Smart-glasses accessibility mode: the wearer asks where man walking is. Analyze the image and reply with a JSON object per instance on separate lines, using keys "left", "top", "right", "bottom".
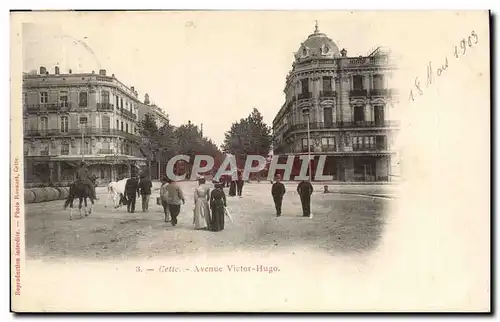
{"left": 138, "top": 173, "right": 153, "bottom": 212}
{"left": 160, "top": 176, "right": 171, "bottom": 222}
{"left": 236, "top": 169, "right": 244, "bottom": 197}
{"left": 165, "top": 179, "right": 185, "bottom": 226}
{"left": 271, "top": 175, "right": 286, "bottom": 217}
{"left": 297, "top": 180, "right": 314, "bottom": 218}
{"left": 125, "top": 175, "right": 140, "bottom": 213}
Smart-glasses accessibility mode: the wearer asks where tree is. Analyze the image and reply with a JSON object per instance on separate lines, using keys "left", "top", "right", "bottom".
{"left": 221, "top": 108, "right": 272, "bottom": 166}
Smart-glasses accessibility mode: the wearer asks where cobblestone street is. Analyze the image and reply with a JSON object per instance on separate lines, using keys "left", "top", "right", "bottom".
{"left": 25, "top": 182, "right": 392, "bottom": 261}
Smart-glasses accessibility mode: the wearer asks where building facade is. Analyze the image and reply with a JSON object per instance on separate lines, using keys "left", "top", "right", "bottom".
{"left": 272, "top": 24, "right": 400, "bottom": 182}
{"left": 23, "top": 66, "right": 147, "bottom": 187}
{"left": 137, "top": 94, "right": 170, "bottom": 128}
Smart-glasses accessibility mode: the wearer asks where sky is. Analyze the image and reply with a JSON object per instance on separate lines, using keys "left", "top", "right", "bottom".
{"left": 20, "top": 11, "right": 486, "bottom": 147}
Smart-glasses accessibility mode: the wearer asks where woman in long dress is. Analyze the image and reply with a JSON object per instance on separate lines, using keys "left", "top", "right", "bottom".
{"left": 228, "top": 180, "right": 236, "bottom": 196}
{"left": 210, "top": 183, "right": 227, "bottom": 232}
{"left": 193, "top": 177, "right": 211, "bottom": 230}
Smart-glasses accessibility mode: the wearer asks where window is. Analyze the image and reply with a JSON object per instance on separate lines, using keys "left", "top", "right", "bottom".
{"left": 353, "top": 106, "right": 364, "bottom": 123}
{"left": 352, "top": 136, "right": 376, "bottom": 150}
{"left": 23, "top": 92, "right": 27, "bottom": 105}
{"left": 322, "top": 76, "right": 332, "bottom": 92}
{"left": 40, "top": 144, "right": 49, "bottom": 156}
{"left": 373, "top": 74, "right": 385, "bottom": 90}
{"left": 60, "top": 116, "right": 69, "bottom": 133}
{"left": 116, "top": 96, "right": 119, "bottom": 109}
{"left": 101, "top": 91, "right": 110, "bottom": 104}
{"left": 40, "top": 92, "right": 48, "bottom": 104}
{"left": 323, "top": 107, "right": 333, "bottom": 126}
{"left": 321, "top": 137, "right": 335, "bottom": 147}
{"left": 125, "top": 101, "right": 128, "bottom": 110}
{"left": 59, "top": 91, "right": 68, "bottom": 107}
{"left": 24, "top": 143, "right": 29, "bottom": 156}
{"left": 301, "top": 79, "right": 309, "bottom": 94}
{"left": 116, "top": 120, "right": 119, "bottom": 129}
{"left": 352, "top": 75, "right": 364, "bottom": 90}
{"left": 121, "top": 121, "right": 124, "bottom": 131}
{"left": 100, "top": 168, "right": 105, "bottom": 179}
{"left": 120, "top": 98, "right": 123, "bottom": 109}
{"left": 39, "top": 117, "right": 48, "bottom": 132}
{"left": 79, "top": 92, "right": 88, "bottom": 107}
{"left": 79, "top": 116, "right": 88, "bottom": 125}
{"left": 301, "top": 138, "right": 312, "bottom": 152}
{"left": 61, "top": 143, "right": 69, "bottom": 155}
{"left": 126, "top": 123, "right": 129, "bottom": 133}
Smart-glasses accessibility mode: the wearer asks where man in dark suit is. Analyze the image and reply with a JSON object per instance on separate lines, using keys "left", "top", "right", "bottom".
{"left": 138, "top": 173, "right": 153, "bottom": 212}
{"left": 125, "top": 175, "right": 140, "bottom": 213}
{"left": 297, "top": 180, "right": 314, "bottom": 217}
{"left": 236, "top": 169, "right": 244, "bottom": 197}
{"left": 271, "top": 175, "right": 286, "bottom": 217}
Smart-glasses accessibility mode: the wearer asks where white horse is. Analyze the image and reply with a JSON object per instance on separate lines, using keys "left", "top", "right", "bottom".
{"left": 105, "top": 178, "right": 129, "bottom": 209}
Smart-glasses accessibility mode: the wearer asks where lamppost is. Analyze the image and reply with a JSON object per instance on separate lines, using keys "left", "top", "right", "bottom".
{"left": 302, "top": 108, "right": 312, "bottom": 181}
{"left": 79, "top": 120, "right": 87, "bottom": 161}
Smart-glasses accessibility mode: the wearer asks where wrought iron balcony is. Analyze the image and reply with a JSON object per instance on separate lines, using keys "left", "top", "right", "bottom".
{"left": 98, "top": 149, "right": 115, "bottom": 154}
{"left": 352, "top": 143, "right": 387, "bottom": 151}
{"left": 24, "top": 103, "right": 73, "bottom": 113}
{"left": 97, "top": 103, "right": 114, "bottom": 111}
{"left": 25, "top": 127, "right": 140, "bottom": 142}
{"left": 349, "top": 89, "right": 368, "bottom": 97}
{"left": 282, "top": 120, "right": 399, "bottom": 137}
{"left": 319, "top": 91, "right": 336, "bottom": 98}
{"left": 298, "top": 92, "right": 312, "bottom": 100}
{"left": 369, "top": 89, "right": 389, "bottom": 97}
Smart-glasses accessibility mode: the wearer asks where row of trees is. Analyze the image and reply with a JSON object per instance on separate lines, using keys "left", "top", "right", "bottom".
{"left": 136, "top": 107, "right": 273, "bottom": 179}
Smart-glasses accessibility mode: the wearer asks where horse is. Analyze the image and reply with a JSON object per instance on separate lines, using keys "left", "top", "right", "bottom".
{"left": 63, "top": 176, "right": 97, "bottom": 220}
{"left": 105, "top": 178, "right": 129, "bottom": 209}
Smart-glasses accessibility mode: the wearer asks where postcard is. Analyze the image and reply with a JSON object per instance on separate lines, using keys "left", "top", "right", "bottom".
{"left": 10, "top": 10, "right": 490, "bottom": 312}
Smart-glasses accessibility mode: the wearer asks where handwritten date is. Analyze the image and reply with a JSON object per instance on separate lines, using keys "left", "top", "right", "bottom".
{"left": 408, "top": 30, "right": 479, "bottom": 103}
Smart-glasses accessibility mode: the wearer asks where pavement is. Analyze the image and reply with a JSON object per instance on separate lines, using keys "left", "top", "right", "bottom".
{"left": 26, "top": 181, "right": 392, "bottom": 262}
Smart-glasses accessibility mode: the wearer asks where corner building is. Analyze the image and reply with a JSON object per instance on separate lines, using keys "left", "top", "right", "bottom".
{"left": 272, "top": 25, "right": 400, "bottom": 182}
{"left": 23, "top": 66, "right": 147, "bottom": 186}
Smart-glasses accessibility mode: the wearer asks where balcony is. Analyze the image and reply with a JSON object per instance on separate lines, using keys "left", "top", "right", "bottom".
{"left": 282, "top": 121, "right": 399, "bottom": 137}
{"left": 24, "top": 103, "right": 73, "bottom": 113}
{"left": 121, "top": 109, "right": 137, "bottom": 120}
{"left": 25, "top": 127, "right": 140, "bottom": 142}
{"left": 369, "top": 89, "right": 389, "bottom": 97}
{"left": 319, "top": 91, "right": 336, "bottom": 98}
{"left": 98, "top": 149, "right": 115, "bottom": 155}
{"left": 349, "top": 89, "right": 368, "bottom": 97}
{"left": 97, "top": 103, "right": 114, "bottom": 111}
{"left": 352, "top": 144, "right": 387, "bottom": 151}
{"left": 298, "top": 92, "right": 312, "bottom": 100}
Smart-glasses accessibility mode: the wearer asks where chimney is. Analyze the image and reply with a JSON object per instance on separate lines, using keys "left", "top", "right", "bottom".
{"left": 39, "top": 66, "right": 46, "bottom": 74}
{"left": 69, "top": 69, "right": 72, "bottom": 74}
{"left": 131, "top": 86, "right": 135, "bottom": 92}
{"left": 144, "top": 93, "right": 150, "bottom": 105}
{"left": 55, "top": 66, "right": 60, "bottom": 75}
{"left": 99, "top": 69, "right": 106, "bottom": 76}
{"left": 341, "top": 48, "right": 347, "bottom": 57}
{"left": 92, "top": 70, "right": 95, "bottom": 74}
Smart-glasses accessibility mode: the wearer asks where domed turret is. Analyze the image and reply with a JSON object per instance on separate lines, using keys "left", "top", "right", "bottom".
{"left": 294, "top": 21, "right": 341, "bottom": 61}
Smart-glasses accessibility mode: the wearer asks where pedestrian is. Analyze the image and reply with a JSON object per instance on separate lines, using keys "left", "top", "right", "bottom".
{"left": 297, "top": 180, "right": 314, "bottom": 218}
{"left": 125, "top": 175, "right": 140, "bottom": 213}
{"left": 165, "top": 178, "right": 185, "bottom": 226}
{"left": 138, "top": 173, "right": 153, "bottom": 212}
{"left": 160, "top": 176, "right": 170, "bottom": 222}
{"left": 236, "top": 169, "right": 244, "bottom": 197}
{"left": 271, "top": 175, "right": 286, "bottom": 217}
{"left": 193, "top": 176, "right": 211, "bottom": 230}
{"left": 229, "top": 179, "right": 236, "bottom": 197}
{"left": 210, "top": 182, "right": 227, "bottom": 232}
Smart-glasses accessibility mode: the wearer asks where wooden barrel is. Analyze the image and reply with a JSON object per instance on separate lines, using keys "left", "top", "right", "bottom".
{"left": 59, "top": 187, "right": 70, "bottom": 200}
{"left": 32, "top": 188, "right": 48, "bottom": 203}
{"left": 50, "top": 187, "right": 61, "bottom": 200}
{"left": 24, "top": 189, "right": 36, "bottom": 203}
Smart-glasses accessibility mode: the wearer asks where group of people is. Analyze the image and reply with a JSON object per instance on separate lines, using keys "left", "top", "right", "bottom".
{"left": 121, "top": 174, "right": 153, "bottom": 213}
{"left": 159, "top": 176, "right": 228, "bottom": 231}
{"left": 271, "top": 176, "right": 314, "bottom": 218}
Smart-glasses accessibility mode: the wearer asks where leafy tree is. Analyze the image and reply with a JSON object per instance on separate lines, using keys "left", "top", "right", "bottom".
{"left": 221, "top": 108, "right": 272, "bottom": 166}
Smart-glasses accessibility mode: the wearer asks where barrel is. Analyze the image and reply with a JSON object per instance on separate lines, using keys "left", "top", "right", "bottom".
{"left": 24, "top": 190, "right": 36, "bottom": 203}
{"left": 58, "top": 187, "right": 69, "bottom": 200}
{"left": 50, "top": 187, "right": 61, "bottom": 200}
{"left": 31, "top": 188, "right": 47, "bottom": 203}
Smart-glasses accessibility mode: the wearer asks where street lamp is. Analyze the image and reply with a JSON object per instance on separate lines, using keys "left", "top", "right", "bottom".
{"left": 302, "top": 108, "right": 312, "bottom": 181}
{"left": 79, "top": 120, "right": 87, "bottom": 161}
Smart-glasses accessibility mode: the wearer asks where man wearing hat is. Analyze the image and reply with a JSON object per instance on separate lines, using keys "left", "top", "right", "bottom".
{"left": 271, "top": 174, "right": 286, "bottom": 217}
{"left": 77, "top": 161, "right": 98, "bottom": 200}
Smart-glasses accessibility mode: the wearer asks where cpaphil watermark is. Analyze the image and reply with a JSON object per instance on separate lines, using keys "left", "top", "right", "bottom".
{"left": 164, "top": 154, "right": 334, "bottom": 181}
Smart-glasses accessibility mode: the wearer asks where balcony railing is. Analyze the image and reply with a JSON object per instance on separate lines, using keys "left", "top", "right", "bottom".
{"left": 121, "top": 109, "right": 137, "bottom": 120}
{"left": 352, "top": 144, "right": 387, "bottom": 151}
{"left": 282, "top": 120, "right": 399, "bottom": 137}
{"left": 369, "top": 89, "right": 389, "bottom": 97}
{"left": 97, "top": 103, "right": 114, "bottom": 111}
{"left": 24, "top": 103, "right": 73, "bottom": 113}
{"left": 349, "top": 89, "right": 368, "bottom": 97}
{"left": 25, "top": 127, "right": 140, "bottom": 142}
{"left": 298, "top": 92, "right": 312, "bottom": 100}
{"left": 98, "top": 149, "right": 115, "bottom": 154}
{"left": 319, "top": 91, "right": 336, "bottom": 98}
